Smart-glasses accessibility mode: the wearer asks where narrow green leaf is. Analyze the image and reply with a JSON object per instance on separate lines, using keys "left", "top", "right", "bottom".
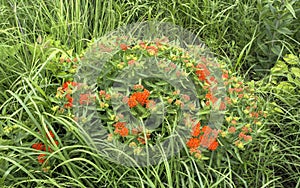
{"left": 285, "top": 2, "right": 297, "bottom": 18}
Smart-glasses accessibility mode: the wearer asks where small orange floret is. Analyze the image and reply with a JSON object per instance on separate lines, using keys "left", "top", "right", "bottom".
{"left": 228, "top": 126, "right": 236, "bottom": 133}
{"left": 38, "top": 154, "right": 46, "bottom": 164}
{"left": 186, "top": 137, "right": 201, "bottom": 149}
{"left": 127, "top": 89, "right": 150, "bottom": 108}
{"left": 120, "top": 43, "right": 128, "bottom": 51}
{"left": 114, "top": 122, "right": 128, "bottom": 137}
{"left": 118, "top": 127, "right": 129, "bottom": 137}
{"left": 113, "top": 122, "right": 126, "bottom": 129}
{"left": 191, "top": 122, "right": 201, "bottom": 137}
{"left": 208, "top": 141, "right": 219, "bottom": 151}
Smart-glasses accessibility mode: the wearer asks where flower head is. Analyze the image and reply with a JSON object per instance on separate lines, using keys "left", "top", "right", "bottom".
{"left": 128, "top": 89, "right": 150, "bottom": 108}
{"left": 186, "top": 137, "right": 201, "bottom": 149}
{"left": 208, "top": 141, "right": 219, "bottom": 151}
{"left": 117, "top": 127, "right": 129, "bottom": 137}
{"left": 62, "top": 81, "right": 77, "bottom": 92}
{"left": 38, "top": 154, "right": 46, "bottom": 164}
{"left": 79, "top": 93, "right": 95, "bottom": 105}
{"left": 64, "top": 94, "right": 73, "bottom": 108}
{"left": 113, "top": 122, "right": 128, "bottom": 137}
{"left": 32, "top": 143, "right": 45, "bottom": 151}
{"left": 120, "top": 43, "right": 128, "bottom": 51}
{"left": 228, "top": 126, "right": 236, "bottom": 133}
{"left": 195, "top": 63, "right": 210, "bottom": 81}
{"left": 191, "top": 122, "right": 201, "bottom": 137}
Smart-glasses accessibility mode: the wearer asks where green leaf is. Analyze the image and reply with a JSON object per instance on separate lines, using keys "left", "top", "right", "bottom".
{"left": 57, "top": 72, "right": 67, "bottom": 76}
{"left": 276, "top": 81, "right": 295, "bottom": 92}
{"left": 277, "top": 27, "right": 293, "bottom": 35}
{"left": 285, "top": 2, "right": 297, "bottom": 19}
{"left": 136, "top": 103, "right": 147, "bottom": 115}
{"left": 294, "top": 78, "right": 300, "bottom": 88}
{"left": 291, "top": 67, "right": 300, "bottom": 78}
{"left": 270, "top": 102, "right": 284, "bottom": 114}
{"left": 274, "top": 107, "right": 284, "bottom": 114}
{"left": 271, "top": 79, "right": 277, "bottom": 85}
{"left": 271, "top": 60, "right": 288, "bottom": 74}
{"left": 270, "top": 45, "right": 281, "bottom": 55}
{"left": 234, "top": 147, "right": 244, "bottom": 163}
{"left": 287, "top": 73, "right": 294, "bottom": 83}
{"left": 201, "top": 156, "right": 210, "bottom": 160}
{"left": 0, "top": 44, "right": 21, "bottom": 60}
{"left": 283, "top": 54, "right": 299, "bottom": 65}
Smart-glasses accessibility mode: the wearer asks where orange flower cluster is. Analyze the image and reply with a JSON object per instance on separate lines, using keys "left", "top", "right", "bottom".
{"left": 127, "top": 89, "right": 150, "bottom": 108}
{"left": 37, "top": 154, "right": 47, "bottom": 164}
{"left": 205, "top": 93, "right": 218, "bottom": 104}
{"left": 229, "top": 87, "right": 244, "bottom": 93}
{"left": 205, "top": 92, "right": 226, "bottom": 111}
{"left": 57, "top": 82, "right": 103, "bottom": 108}
{"left": 186, "top": 123, "right": 219, "bottom": 153}
{"left": 234, "top": 126, "right": 253, "bottom": 149}
{"left": 146, "top": 45, "right": 158, "bottom": 55}
{"left": 205, "top": 76, "right": 218, "bottom": 85}
{"left": 64, "top": 94, "right": 73, "bottom": 108}
{"left": 239, "top": 132, "right": 252, "bottom": 141}
{"left": 56, "top": 81, "right": 78, "bottom": 108}
{"left": 62, "top": 81, "right": 77, "bottom": 91}
{"left": 186, "top": 137, "right": 201, "bottom": 148}
{"left": 138, "top": 42, "right": 159, "bottom": 55}
{"left": 113, "top": 122, "right": 129, "bottom": 137}
{"left": 222, "top": 70, "right": 229, "bottom": 80}
{"left": 32, "top": 131, "right": 59, "bottom": 164}
{"left": 228, "top": 126, "right": 236, "bottom": 133}
{"left": 120, "top": 43, "right": 129, "bottom": 51}
{"left": 79, "top": 93, "right": 96, "bottom": 105}
{"left": 195, "top": 63, "right": 210, "bottom": 82}
{"left": 195, "top": 63, "right": 227, "bottom": 111}
{"left": 99, "top": 90, "right": 111, "bottom": 100}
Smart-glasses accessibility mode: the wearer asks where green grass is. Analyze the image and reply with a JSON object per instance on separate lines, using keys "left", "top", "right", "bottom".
{"left": 0, "top": 0, "right": 299, "bottom": 187}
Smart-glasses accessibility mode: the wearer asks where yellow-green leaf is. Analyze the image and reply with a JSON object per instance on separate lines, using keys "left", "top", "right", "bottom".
{"left": 276, "top": 81, "right": 295, "bottom": 92}
{"left": 291, "top": 67, "right": 300, "bottom": 78}
{"left": 283, "top": 54, "right": 299, "bottom": 65}
{"left": 274, "top": 107, "right": 284, "bottom": 114}
{"left": 271, "top": 60, "right": 288, "bottom": 74}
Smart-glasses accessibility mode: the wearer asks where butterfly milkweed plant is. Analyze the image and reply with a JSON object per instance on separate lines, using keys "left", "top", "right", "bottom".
{"left": 47, "top": 35, "right": 268, "bottom": 168}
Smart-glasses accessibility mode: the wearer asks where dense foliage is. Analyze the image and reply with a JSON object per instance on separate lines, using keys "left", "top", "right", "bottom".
{"left": 0, "top": 0, "right": 299, "bottom": 187}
